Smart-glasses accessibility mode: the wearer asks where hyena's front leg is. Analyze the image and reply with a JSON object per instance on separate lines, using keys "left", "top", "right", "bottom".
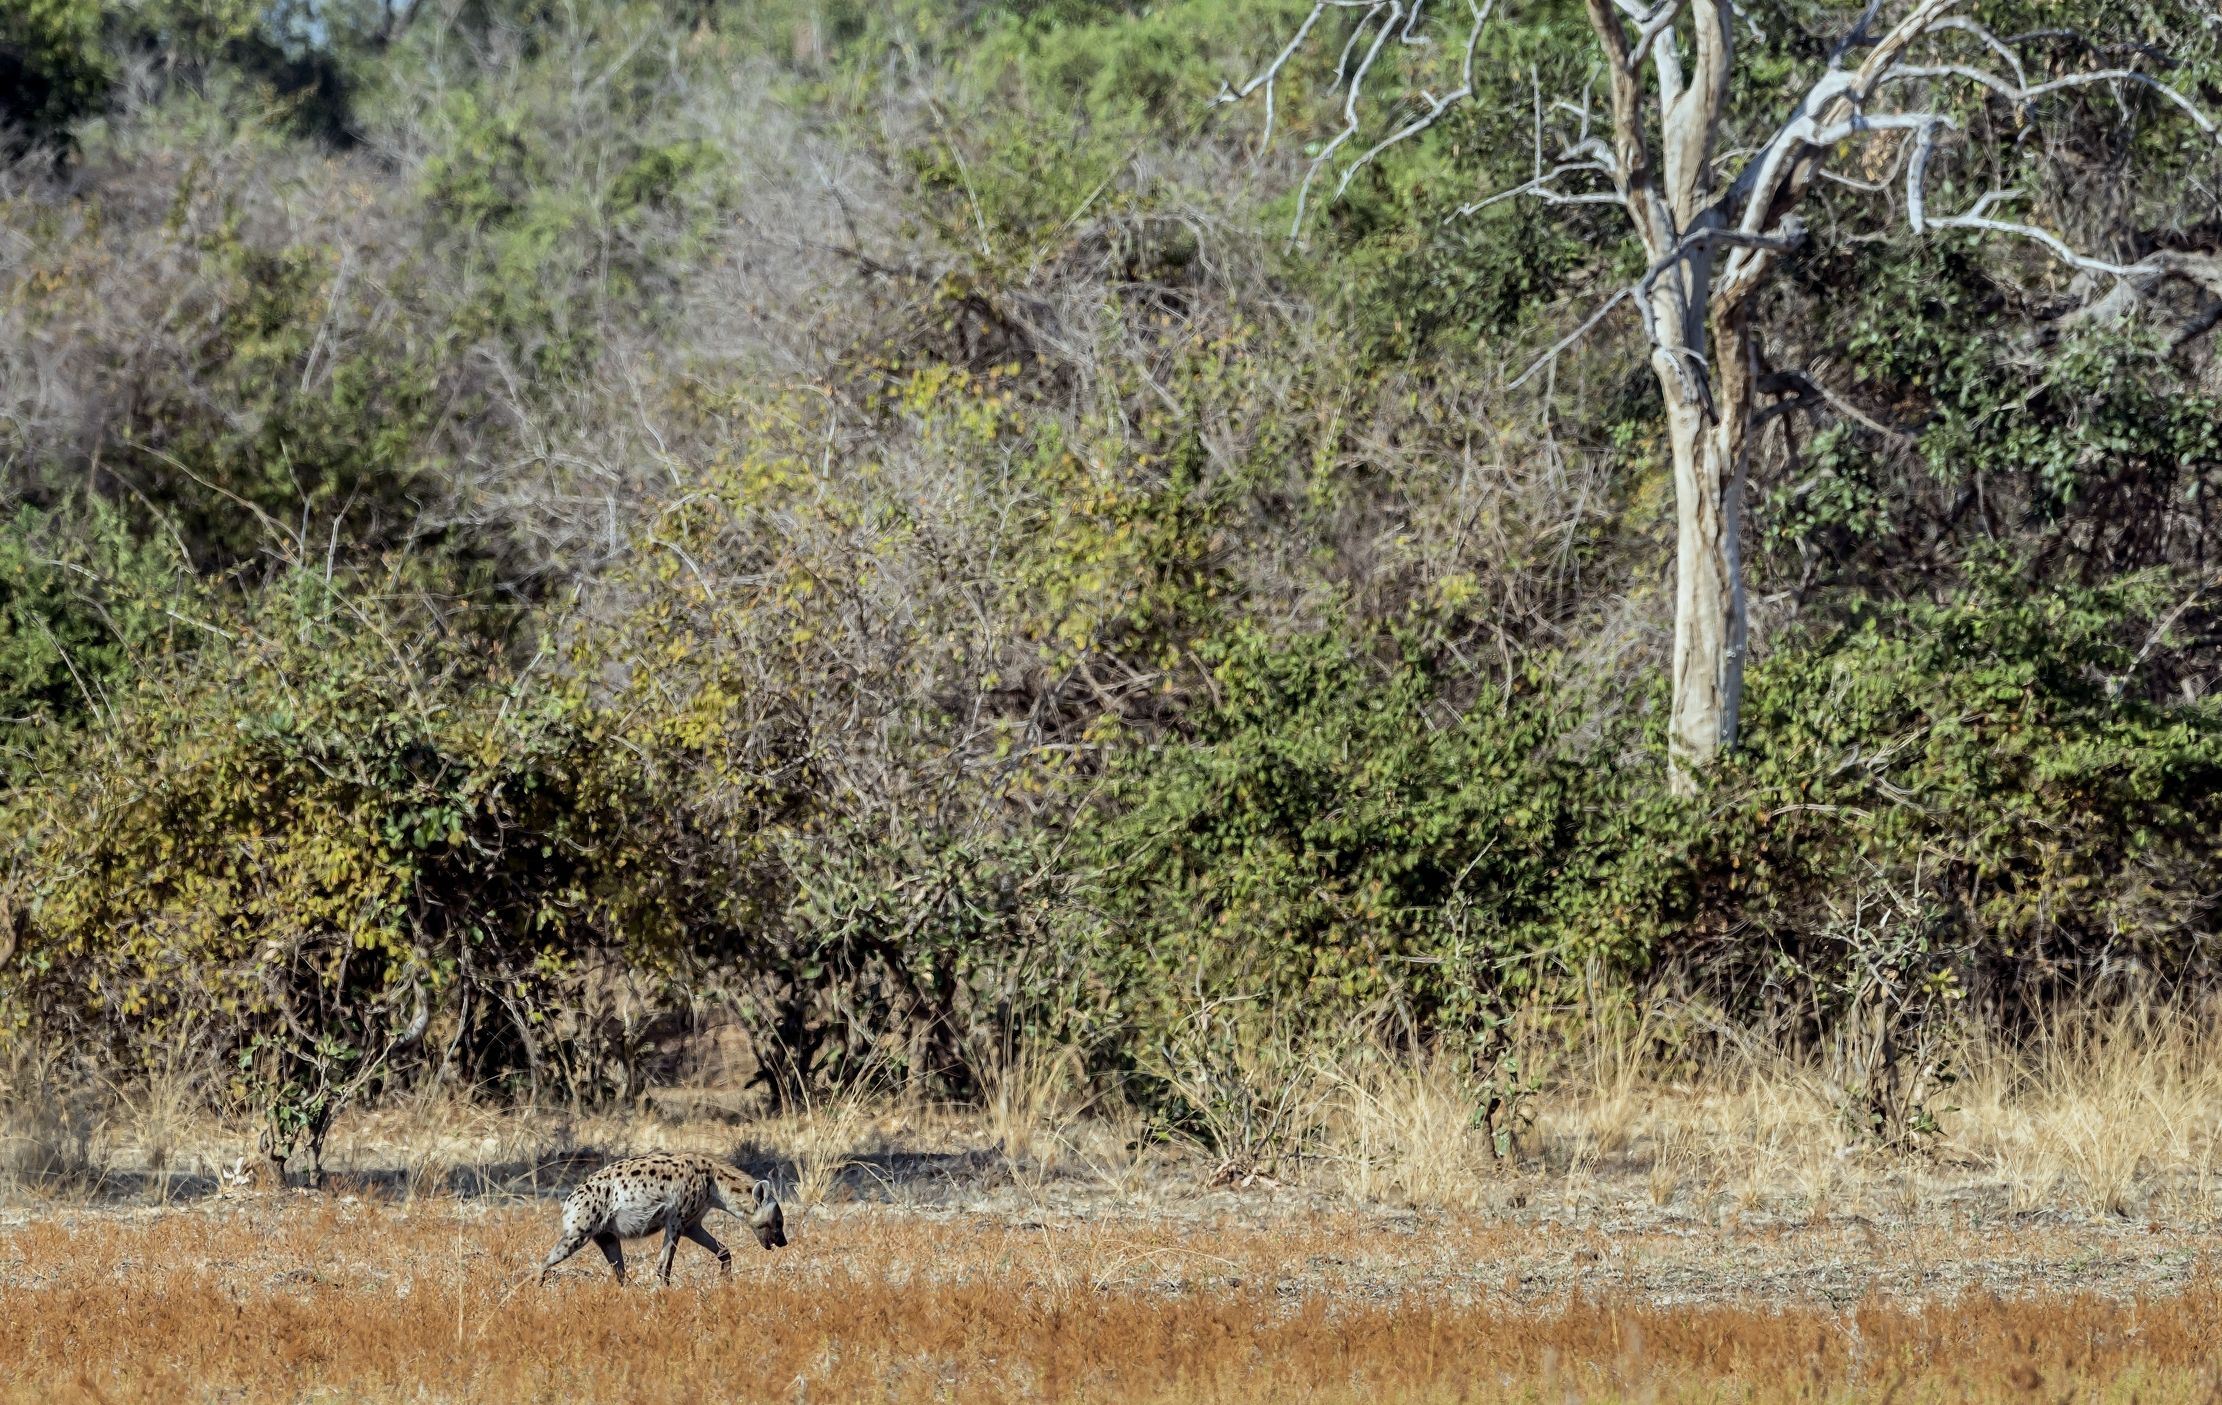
{"left": 593, "top": 1232, "right": 627, "bottom": 1285}
{"left": 680, "top": 1222, "right": 732, "bottom": 1277}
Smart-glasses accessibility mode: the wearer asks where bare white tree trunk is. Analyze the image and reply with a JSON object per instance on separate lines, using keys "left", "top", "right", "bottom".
{"left": 1657, "top": 303, "right": 1753, "bottom": 788}
{"left": 1615, "top": 0, "right": 1749, "bottom": 789}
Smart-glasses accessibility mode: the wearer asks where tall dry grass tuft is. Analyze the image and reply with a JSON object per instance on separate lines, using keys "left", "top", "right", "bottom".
{"left": 1070, "top": 1096, "right": 1154, "bottom": 1203}
{"left": 1145, "top": 1012, "right": 1320, "bottom": 1183}
{"left": 1954, "top": 1000, "right": 2222, "bottom": 1218}
{"left": 1483, "top": 995, "right": 2222, "bottom": 1223}
{"left": 978, "top": 1036, "right": 1087, "bottom": 1188}
{"left": 0, "top": 1046, "right": 101, "bottom": 1195}
{"left": 1546, "top": 1000, "right": 1665, "bottom": 1165}
{"left": 368, "top": 1084, "right": 574, "bottom": 1202}
{"left": 390, "top": 1086, "right": 492, "bottom": 1201}
{"left": 1318, "top": 1051, "right": 1497, "bottom": 1210}
{"left": 1525, "top": 1003, "right": 1837, "bottom": 1215}
{"left": 104, "top": 1057, "right": 209, "bottom": 1204}
{"left": 762, "top": 1071, "right": 888, "bottom": 1213}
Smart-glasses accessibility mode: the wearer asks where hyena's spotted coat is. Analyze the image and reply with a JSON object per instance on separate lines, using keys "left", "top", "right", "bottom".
{"left": 540, "top": 1152, "right": 787, "bottom": 1286}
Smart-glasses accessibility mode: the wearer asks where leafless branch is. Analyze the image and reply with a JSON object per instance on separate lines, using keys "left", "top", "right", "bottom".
{"left": 2021, "top": 68, "right": 2222, "bottom": 141}
{"left": 2109, "top": 573, "right": 2221, "bottom": 699}
{"left": 1292, "top": 3, "right": 1406, "bottom": 236}
{"left": 1450, "top": 161, "right": 1621, "bottom": 217}
{"left": 1506, "top": 286, "right": 1633, "bottom": 389}
{"left": 1451, "top": 67, "right": 1620, "bottom": 217}
{"left": 1756, "top": 368, "right": 1918, "bottom": 443}
{"left": 1333, "top": 0, "right": 1497, "bottom": 204}
{"left": 1923, "top": 15, "right": 2026, "bottom": 87}
{"left": 1211, "top": 1, "right": 1342, "bottom": 159}
{"left": 1927, "top": 206, "right": 2150, "bottom": 277}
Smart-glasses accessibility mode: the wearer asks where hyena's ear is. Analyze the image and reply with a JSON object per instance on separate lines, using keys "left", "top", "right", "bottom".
{"left": 748, "top": 1179, "right": 780, "bottom": 1230}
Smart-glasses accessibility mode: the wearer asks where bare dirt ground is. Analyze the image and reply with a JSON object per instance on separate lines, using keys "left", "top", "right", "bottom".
{"left": 4, "top": 1167, "right": 2215, "bottom": 1307}
{"left": 6, "top": 1113, "right": 2222, "bottom": 1404}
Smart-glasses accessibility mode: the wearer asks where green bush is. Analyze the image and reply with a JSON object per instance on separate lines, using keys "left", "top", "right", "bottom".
{"left": 1083, "top": 624, "right": 1684, "bottom": 1046}
{"left": 1709, "top": 567, "right": 2222, "bottom": 1023}
{"left": 1832, "top": 245, "right": 2222, "bottom": 542}
{"left": 0, "top": 0, "right": 109, "bottom": 154}
{"left": 0, "top": 502, "right": 192, "bottom": 765}
{"left": 0, "top": 576, "right": 686, "bottom": 1170}
{"left": 1087, "top": 565, "right": 2222, "bottom": 1058}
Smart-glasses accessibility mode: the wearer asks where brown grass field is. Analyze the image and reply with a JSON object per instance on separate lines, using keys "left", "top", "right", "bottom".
{"left": 14, "top": 1010, "right": 2222, "bottom": 1401}
{"left": 5, "top": 1192, "right": 2222, "bottom": 1404}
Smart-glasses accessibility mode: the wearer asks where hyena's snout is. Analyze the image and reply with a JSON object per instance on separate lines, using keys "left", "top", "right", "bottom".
{"left": 750, "top": 1188, "right": 787, "bottom": 1250}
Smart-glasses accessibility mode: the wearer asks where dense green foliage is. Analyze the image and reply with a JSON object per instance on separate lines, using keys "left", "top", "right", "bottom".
{"left": 3, "top": 0, "right": 2220, "bottom": 1156}
{"left": 0, "top": 0, "right": 108, "bottom": 154}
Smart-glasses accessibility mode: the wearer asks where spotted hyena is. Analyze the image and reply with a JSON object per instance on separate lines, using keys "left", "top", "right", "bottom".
{"left": 540, "top": 1152, "right": 787, "bottom": 1286}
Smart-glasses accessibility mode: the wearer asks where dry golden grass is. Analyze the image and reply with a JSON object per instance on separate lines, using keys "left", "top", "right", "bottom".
{"left": 1950, "top": 1006, "right": 2222, "bottom": 1220}
{"left": 1316, "top": 1051, "right": 1498, "bottom": 1210}
{"left": 3, "top": 1197, "right": 2221, "bottom": 1404}
{"left": 24, "top": 1001, "right": 2222, "bottom": 1224}
{"left": 979, "top": 1037, "right": 1089, "bottom": 1187}
{"left": 21, "top": 999, "right": 2222, "bottom": 1226}
{"left": 1505, "top": 1002, "right": 2222, "bottom": 1226}
{"left": 14, "top": 1002, "right": 2222, "bottom": 1401}
{"left": 0, "top": 1047, "right": 100, "bottom": 1193}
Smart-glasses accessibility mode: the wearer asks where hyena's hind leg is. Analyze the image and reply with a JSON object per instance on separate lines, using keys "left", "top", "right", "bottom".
{"left": 655, "top": 1220, "right": 685, "bottom": 1285}
{"left": 680, "top": 1221, "right": 732, "bottom": 1277}
{"left": 540, "top": 1227, "right": 627, "bottom": 1285}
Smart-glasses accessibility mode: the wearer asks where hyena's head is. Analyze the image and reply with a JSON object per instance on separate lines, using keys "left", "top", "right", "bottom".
{"left": 748, "top": 1179, "right": 787, "bottom": 1250}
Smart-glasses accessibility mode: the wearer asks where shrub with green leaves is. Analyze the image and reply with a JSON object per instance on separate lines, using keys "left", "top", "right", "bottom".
{"left": 1084, "top": 624, "right": 1685, "bottom": 1047}
{"left": 0, "top": 575, "right": 692, "bottom": 1167}
{"left": 1708, "top": 567, "right": 2222, "bottom": 1024}
{"left": 1088, "top": 563, "right": 2222, "bottom": 1062}
{"left": 0, "top": 502, "right": 191, "bottom": 765}
{"left": 0, "top": 0, "right": 109, "bottom": 154}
